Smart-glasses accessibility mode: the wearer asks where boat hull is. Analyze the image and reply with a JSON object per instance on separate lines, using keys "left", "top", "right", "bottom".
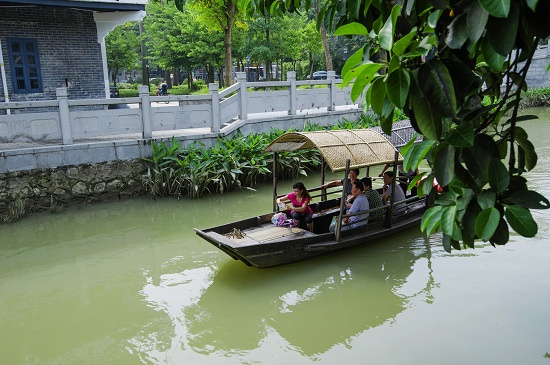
{"left": 195, "top": 201, "right": 426, "bottom": 268}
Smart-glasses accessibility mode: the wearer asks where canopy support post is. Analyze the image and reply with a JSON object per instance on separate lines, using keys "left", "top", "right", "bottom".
{"left": 272, "top": 152, "right": 278, "bottom": 212}
{"left": 321, "top": 157, "right": 327, "bottom": 201}
{"left": 385, "top": 151, "right": 399, "bottom": 228}
{"left": 335, "top": 159, "right": 350, "bottom": 242}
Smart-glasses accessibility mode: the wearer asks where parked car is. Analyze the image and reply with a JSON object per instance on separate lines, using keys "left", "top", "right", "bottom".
{"left": 306, "top": 71, "right": 342, "bottom": 80}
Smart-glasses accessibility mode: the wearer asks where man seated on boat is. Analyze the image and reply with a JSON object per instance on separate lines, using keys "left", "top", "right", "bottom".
{"left": 379, "top": 163, "right": 419, "bottom": 196}
{"left": 360, "top": 177, "right": 384, "bottom": 222}
{"left": 276, "top": 182, "right": 314, "bottom": 231}
{"left": 321, "top": 168, "right": 360, "bottom": 198}
{"left": 382, "top": 171, "right": 406, "bottom": 215}
{"left": 329, "top": 180, "right": 370, "bottom": 232}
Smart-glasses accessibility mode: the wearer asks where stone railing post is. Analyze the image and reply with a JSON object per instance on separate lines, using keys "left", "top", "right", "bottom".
{"left": 236, "top": 72, "right": 247, "bottom": 120}
{"left": 210, "top": 83, "right": 220, "bottom": 133}
{"left": 56, "top": 87, "right": 73, "bottom": 145}
{"left": 138, "top": 85, "right": 152, "bottom": 139}
{"left": 327, "top": 71, "right": 336, "bottom": 111}
{"left": 287, "top": 71, "right": 296, "bottom": 116}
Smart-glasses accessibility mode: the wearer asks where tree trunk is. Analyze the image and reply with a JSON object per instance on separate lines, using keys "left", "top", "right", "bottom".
{"left": 265, "top": 24, "right": 272, "bottom": 81}
{"left": 314, "top": 0, "right": 333, "bottom": 71}
{"left": 208, "top": 65, "right": 215, "bottom": 84}
{"left": 223, "top": 0, "right": 236, "bottom": 87}
{"left": 165, "top": 70, "right": 171, "bottom": 88}
{"left": 219, "top": 67, "right": 224, "bottom": 88}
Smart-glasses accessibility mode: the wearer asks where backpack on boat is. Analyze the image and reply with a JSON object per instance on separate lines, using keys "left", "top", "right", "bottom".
{"left": 272, "top": 212, "right": 296, "bottom": 227}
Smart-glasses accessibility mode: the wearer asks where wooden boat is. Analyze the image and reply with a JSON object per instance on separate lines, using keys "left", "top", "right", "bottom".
{"left": 194, "top": 128, "right": 430, "bottom": 268}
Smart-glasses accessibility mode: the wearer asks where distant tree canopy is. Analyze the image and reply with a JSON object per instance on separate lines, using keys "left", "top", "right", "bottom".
{"left": 105, "top": 22, "right": 140, "bottom": 86}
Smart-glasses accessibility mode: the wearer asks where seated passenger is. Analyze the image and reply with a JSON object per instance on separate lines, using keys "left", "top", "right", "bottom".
{"left": 360, "top": 177, "right": 384, "bottom": 222}
{"left": 330, "top": 180, "right": 370, "bottom": 232}
{"left": 322, "top": 168, "right": 360, "bottom": 198}
{"left": 276, "top": 182, "right": 313, "bottom": 231}
{"left": 379, "top": 163, "right": 419, "bottom": 196}
{"left": 382, "top": 171, "right": 406, "bottom": 215}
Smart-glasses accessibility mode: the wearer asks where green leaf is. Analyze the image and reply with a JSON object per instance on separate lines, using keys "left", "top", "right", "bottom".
{"left": 488, "top": 159, "right": 509, "bottom": 193}
{"left": 411, "top": 94, "right": 442, "bottom": 141}
{"left": 393, "top": 28, "right": 417, "bottom": 56}
{"left": 516, "top": 138, "right": 537, "bottom": 171}
{"left": 379, "top": 13, "right": 394, "bottom": 51}
{"left": 489, "top": 217, "right": 510, "bottom": 245}
{"left": 504, "top": 190, "right": 550, "bottom": 209}
{"left": 379, "top": 5, "right": 402, "bottom": 51}
{"left": 422, "top": 206, "right": 444, "bottom": 236}
{"left": 418, "top": 59, "right": 457, "bottom": 118}
{"left": 341, "top": 46, "right": 365, "bottom": 80}
{"left": 441, "top": 205, "right": 457, "bottom": 237}
{"left": 446, "top": 14, "right": 468, "bottom": 49}
{"left": 421, "top": 205, "right": 442, "bottom": 232}
{"left": 369, "top": 77, "right": 386, "bottom": 115}
{"left": 481, "top": 37, "right": 506, "bottom": 71}
{"left": 350, "top": 63, "right": 383, "bottom": 101}
{"left": 403, "top": 140, "right": 435, "bottom": 172}
{"left": 386, "top": 68, "right": 410, "bottom": 109}
{"left": 478, "top": 0, "right": 510, "bottom": 18}
{"left": 428, "top": 10, "right": 441, "bottom": 29}
{"left": 434, "top": 144, "right": 455, "bottom": 187}
{"left": 446, "top": 121, "right": 474, "bottom": 147}
{"left": 467, "top": 0, "right": 489, "bottom": 42}
{"left": 462, "top": 145, "right": 491, "bottom": 183}
{"left": 487, "top": 3, "right": 519, "bottom": 56}
{"left": 477, "top": 191, "right": 496, "bottom": 210}
{"left": 334, "top": 22, "right": 369, "bottom": 36}
{"left": 400, "top": 132, "right": 419, "bottom": 158}
{"left": 505, "top": 205, "right": 538, "bottom": 237}
{"left": 475, "top": 207, "right": 501, "bottom": 241}
{"left": 525, "top": 0, "right": 538, "bottom": 11}
{"left": 409, "top": 172, "right": 427, "bottom": 192}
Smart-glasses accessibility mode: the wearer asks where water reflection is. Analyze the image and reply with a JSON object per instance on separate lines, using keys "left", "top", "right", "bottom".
{"left": 138, "top": 234, "right": 439, "bottom": 358}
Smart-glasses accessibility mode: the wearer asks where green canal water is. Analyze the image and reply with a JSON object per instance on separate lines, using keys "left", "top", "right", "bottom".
{"left": 1, "top": 111, "right": 550, "bottom": 364}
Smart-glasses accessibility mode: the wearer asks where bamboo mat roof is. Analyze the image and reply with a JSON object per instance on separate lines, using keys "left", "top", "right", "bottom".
{"left": 264, "top": 129, "right": 403, "bottom": 172}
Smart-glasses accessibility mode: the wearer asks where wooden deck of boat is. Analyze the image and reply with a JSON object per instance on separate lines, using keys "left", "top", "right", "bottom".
{"left": 228, "top": 223, "right": 316, "bottom": 246}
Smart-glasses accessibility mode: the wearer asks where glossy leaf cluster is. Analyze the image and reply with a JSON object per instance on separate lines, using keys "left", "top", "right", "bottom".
{"left": 265, "top": 0, "right": 550, "bottom": 251}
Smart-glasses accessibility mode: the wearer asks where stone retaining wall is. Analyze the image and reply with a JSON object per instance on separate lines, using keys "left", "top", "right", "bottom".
{"left": 0, "top": 159, "right": 147, "bottom": 221}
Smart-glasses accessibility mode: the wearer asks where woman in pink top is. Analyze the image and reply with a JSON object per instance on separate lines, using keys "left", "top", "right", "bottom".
{"left": 276, "top": 182, "right": 313, "bottom": 231}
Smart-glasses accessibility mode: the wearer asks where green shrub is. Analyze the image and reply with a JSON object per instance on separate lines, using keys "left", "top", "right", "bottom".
{"left": 520, "top": 87, "right": 550, "bottom": 108}
{"left": 170, "top": 85, "right": 190, "bottom": 95}
{"left": 119, "top": 89, "right": 139, "bottom": 97}
{"left": 117, "top": 82, "right": 137, "bottom": 90}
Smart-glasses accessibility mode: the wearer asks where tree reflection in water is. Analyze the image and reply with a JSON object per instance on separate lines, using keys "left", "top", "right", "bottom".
{"left": 183, "top": 236, "right": 437, "bottom": 357}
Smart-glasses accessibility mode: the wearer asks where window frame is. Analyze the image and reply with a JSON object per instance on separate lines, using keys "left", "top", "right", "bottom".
{"left": 7, "top": 38, "right": 43, "bottom": 94}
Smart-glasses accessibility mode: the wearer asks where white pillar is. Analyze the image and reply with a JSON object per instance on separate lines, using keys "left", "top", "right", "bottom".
{"left": 327, "top": 70, "right": 336, "bottom": 111}
{"left": 210, "top": 83, "right": 220, "bottom": 133}
{"left": 236, "top": 72, "right": 247, "bottom": 120}
{"left": 138, "top": 85, "right": 152, "bottom": 139}
{"left": 287, "top": 71, "right": 296, "bottom": 116}
{"left": 56, "top": 87, "right": 73, "bottom": 145}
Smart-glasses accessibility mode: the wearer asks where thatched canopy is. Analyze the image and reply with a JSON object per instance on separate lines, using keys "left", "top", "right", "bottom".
{"left": 264, "top": 129, "right": 402, "bottom": 172}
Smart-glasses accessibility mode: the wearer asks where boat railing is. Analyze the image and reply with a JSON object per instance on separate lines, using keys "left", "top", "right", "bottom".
{"left": 339, "top": 194, "right": 426, "bottom": 225}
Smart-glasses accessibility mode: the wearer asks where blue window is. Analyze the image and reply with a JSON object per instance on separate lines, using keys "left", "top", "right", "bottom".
{"left": 7, "top": 38, "right": 43, "bottom": 93}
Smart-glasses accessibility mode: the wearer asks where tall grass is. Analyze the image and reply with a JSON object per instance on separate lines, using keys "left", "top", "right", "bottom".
{"left": 143, "top": 112, "right": 393, "bottom": 199}
{"left": 143, "top": 133, "right": 321, "bottom": 198}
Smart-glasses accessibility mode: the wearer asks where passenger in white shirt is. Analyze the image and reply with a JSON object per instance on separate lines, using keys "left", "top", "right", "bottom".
{"left": 382, "top": 171, "right": 406, "bottom": 215}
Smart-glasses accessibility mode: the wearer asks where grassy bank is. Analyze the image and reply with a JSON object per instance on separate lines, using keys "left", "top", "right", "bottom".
{"left": 520, "top": 87, "right": 550, "bottom": 108}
